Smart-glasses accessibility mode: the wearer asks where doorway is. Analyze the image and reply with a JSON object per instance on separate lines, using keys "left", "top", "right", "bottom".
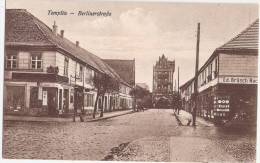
{"left": 47, "top": 88, "right": 58, "bottom": 116}
{"left": 63, "top": 89, "right": 69, "bottom": 113}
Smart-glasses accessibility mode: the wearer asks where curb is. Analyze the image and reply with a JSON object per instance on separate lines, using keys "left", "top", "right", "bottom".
{"left": 4, "top": 111, "right": 135, "bottom": 123}
{"left": 86, "top": 111, "right": 134, "bottom": 122}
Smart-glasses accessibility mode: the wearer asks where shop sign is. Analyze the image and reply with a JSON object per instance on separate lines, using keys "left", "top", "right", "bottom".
{"left": 42, "top": 91, "right": 48, "bottom": 106}
{"left": 214, "top": 96, "right": 230, "bottom": 113}
{"left": 219, "top": 76, "right": 257, "bottom": 84}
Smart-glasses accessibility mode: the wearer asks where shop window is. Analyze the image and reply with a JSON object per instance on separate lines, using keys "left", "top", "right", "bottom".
{"left": 6, "top": 54, "right": 18, "bottom": 69}
{"left": 6, "top": 86, "right": 25, "bottom": 112}
{"left": 31, "top": 54, "right": 42, "bottom": 69}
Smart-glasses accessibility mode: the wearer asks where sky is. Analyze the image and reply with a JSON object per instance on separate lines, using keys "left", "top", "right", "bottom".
{"left": 6, "top": 0, "right": 258, "bottom": 91}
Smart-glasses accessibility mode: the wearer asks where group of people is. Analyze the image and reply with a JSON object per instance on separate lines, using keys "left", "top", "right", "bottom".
{"left": 136, "top": 100, "right": 145, "bottom": 112}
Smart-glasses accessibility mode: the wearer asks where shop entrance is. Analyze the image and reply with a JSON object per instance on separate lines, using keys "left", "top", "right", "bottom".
{"left": 47, "top": 88, "right": 58, "bottom": 116}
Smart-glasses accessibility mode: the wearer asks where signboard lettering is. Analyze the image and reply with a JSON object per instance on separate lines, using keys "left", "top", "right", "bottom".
{"left": 220, "top": 76, "right": 257, "bottom": 84}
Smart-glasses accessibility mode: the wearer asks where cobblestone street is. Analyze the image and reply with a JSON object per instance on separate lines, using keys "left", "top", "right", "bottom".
{"left": 3, "top": 109, "right": 256, "bottom": 162}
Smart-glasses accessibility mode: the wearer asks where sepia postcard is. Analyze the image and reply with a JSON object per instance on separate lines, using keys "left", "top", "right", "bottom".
{"left": 1, "top": 0, "right": 259, "bottom": 162}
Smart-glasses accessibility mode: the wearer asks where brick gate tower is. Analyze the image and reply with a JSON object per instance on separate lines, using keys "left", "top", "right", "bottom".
{"left": 152, "top": 54, "right": 175, "bottom": 108}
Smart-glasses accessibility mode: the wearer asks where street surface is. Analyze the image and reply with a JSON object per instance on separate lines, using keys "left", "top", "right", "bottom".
{"left": 3, "top": 109, "right": 256, "bottom": 162}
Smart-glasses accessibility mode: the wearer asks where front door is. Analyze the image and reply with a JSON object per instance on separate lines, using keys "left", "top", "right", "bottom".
{"left": 47, "top": 88, "right": 57, "bottom": 116}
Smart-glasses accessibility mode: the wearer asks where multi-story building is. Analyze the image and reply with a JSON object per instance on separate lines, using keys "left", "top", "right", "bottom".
{"left": 180, "top": 19, "right": 258, "bottom": 121}
{"left": 4, "top": 9, "right": 134, "bottom": 116}
{"left": 152, "top": 54, "right": 175, "bottom": 108}
{"left": 179, "top": 78, "right": 195, "bottom": 113}
{"left": 103, "top": 59, "right": 135, "bottom": 111}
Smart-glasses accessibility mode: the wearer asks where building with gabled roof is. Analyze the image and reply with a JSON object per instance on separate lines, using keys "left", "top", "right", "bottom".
{"left": 4, "top": 9, "right": 134, "bottom": 116}
{"left": 180, "top": 19, "right": 258, "bottom": 122}
{"left": 217, "top": 19, "right": 258, "bottom": 51}
{"left": 103, "top": 59, "right": 135, "bottom": 87}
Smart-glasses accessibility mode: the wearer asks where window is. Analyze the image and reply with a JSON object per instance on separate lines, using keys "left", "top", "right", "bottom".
{"left": 85, "top": 94, "right": 94, "bottom": 107}
{"left": 214, "top": 58, "right": 218, "bottom": 77}
{"left": 85, "top": 68, "right": 93, "bottom": 85}
{"left": 31, "top": 55, "right": 42, "bottom": 69}
{"left": 6, "top": 86, "right": 25, "bottom": 111}
{"left": 6, "top": 55, "right": 17, "bottom": 69}
{"left": 208, "top": 64, "right": 212, "bottom": 75}
{"left": 64, "top": 58, "right": 69, "bottom": 76}
{"left": 208, "top": 63, "right": 213, "bottom": 81}
{"left": 215, "top": 58, "right": 218, "bottom": 72}
{"left": 79, "top": 65, "right": 83, "bottom": 81}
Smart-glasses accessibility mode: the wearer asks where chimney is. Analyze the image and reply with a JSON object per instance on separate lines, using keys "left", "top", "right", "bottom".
{"left": 76, "top": 41, "right": 79, "bottom": 47}
{"left": 52, "top": 21, "right": 58, "bottom": 35}
{"left": 60, "top": 30, "right": 64, "bottom": 38}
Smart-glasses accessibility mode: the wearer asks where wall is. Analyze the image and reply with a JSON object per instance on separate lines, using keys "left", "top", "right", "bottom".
{"left": 219, "top": 53, "right": 258, "bottom": 77}
{"left": 42, "top": 51, "right": 56, "bottom": 72}
{"left": 16, "top": 51, "right": 56, "bottom": 70}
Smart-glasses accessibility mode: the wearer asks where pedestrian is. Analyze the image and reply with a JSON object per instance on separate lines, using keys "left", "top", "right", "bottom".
{"left": 58, "top": 108, "right": 63, "bottom": 118}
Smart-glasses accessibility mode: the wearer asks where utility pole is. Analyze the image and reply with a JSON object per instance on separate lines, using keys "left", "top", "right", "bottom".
{"left": 177, "top": 66, "right": 180, "bottom": 114}
{"left": 192, "top": 23, "right": 200, "bottom": 126}
{"left": 178, "top": 67, "right": 179, "bottom": 94}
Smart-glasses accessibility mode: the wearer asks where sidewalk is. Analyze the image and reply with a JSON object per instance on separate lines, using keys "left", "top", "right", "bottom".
{"left": 175, "top": 110, "right": 214, "bottom": 127}
{"left": 4, "top": 110, "right": 134, "bottom": 122}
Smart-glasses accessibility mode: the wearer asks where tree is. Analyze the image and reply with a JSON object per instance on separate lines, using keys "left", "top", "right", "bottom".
{"left": 92, "top": 72, "right": 119, "bottom": 118}
{"left": 130, "top": 86, "right": 151, "bottom": 109}
{"left": 130, "top": 86, "right": 149, "bottom": 99}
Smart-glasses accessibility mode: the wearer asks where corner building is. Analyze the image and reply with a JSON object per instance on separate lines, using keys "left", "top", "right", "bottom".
{"left": 180, "top": 19, "right": 258, "bottom": 121}
{"left": 4, "top": 9, "right": 134, "bottom": 116}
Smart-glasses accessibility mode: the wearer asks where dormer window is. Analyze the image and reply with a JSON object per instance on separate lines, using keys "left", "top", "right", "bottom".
{"left": 31, "top": 54, "right": 42, "bottom": 69}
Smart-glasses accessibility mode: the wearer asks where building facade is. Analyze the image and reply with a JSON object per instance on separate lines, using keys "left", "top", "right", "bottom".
{"left": 152, "top": 54, "right": 175, "bottom": 108}
{"left": 4, "top": 9, "right": 134, "bottom": 116}
{"left": 103, "top": 59, "right": 135, "bottom": 111}
{"left": 180, "top": 19, "right": 258, "bottom": 122}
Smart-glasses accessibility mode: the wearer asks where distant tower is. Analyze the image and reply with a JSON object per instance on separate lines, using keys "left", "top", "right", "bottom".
{"left": 152, "top": 54, "right": 175, "bottom": 108}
